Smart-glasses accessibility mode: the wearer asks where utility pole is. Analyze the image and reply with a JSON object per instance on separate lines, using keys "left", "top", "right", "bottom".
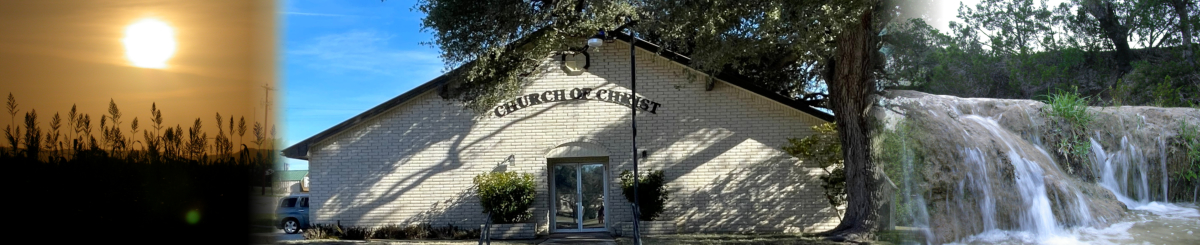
{"left": 261, "top": 83, "right": 275, "bottom": 149}
{"left": 628, "top": 18, "right": 641, "bottom": 245}
{"left": 261, "top": 83, "right": 276, "bottom": 196}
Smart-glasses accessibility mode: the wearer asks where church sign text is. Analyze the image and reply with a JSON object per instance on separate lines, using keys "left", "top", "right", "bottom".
{"left": 493, "top": 88, "right": 662, "bottom": 118}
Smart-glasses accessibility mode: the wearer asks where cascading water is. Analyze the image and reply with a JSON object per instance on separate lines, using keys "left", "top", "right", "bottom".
{"left": 962, "top": 147, "right": 996, "bottom": 231}
{"left": 1160, "top": 137, "right": 1168, "bottom": 203}
{"left": 968, "top": 115, "right": 1060, "bottom": 237}
{"left": 872, "top": 90, "right": 1200, "bottom": 245}
{"left": 900, "top": 127, "right": 935, "bottom": 245}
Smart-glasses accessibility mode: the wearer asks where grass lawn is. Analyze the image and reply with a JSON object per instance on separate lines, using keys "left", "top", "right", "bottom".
{"left": 250, "top": 213, "right": 278, "bottom": 233}
{"left": 277, "top": 239, "right": 540, "bottom": 245}
{"left": 614, "top": 233, "right": 857, "bottom": 245}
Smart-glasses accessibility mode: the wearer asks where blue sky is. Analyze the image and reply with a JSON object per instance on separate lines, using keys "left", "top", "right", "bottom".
{"left": 281, "top": 0, "right": 442, "bottom": 170}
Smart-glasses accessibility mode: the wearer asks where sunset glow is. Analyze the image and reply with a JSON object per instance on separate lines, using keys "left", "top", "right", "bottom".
{"left": 123, "top": 18, "right": 176, "bottom": 68}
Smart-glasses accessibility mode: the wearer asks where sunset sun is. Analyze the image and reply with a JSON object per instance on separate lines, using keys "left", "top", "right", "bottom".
{"left": 123, "top": 18, "right": 176, "bottom": 69}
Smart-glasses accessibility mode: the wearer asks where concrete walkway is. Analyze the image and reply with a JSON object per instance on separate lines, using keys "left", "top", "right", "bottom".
{"left": 536, "top": 232, "right": 616, "bottom": 245}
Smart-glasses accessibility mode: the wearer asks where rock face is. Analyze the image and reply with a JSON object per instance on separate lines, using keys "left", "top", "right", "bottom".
{"left": 870, "top": 90, "right": 1199, "bottom": 244}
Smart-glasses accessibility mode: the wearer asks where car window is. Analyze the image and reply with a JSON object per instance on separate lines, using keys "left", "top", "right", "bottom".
{"left": 300, "top": 197, "right": 309, "bottom": 208}
{"left": 280, "top": 197, "right": 296, "bottom": 208}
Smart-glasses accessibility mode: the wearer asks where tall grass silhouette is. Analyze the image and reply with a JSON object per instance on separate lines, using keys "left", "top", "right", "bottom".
{"left": 1, "top": 92, "right": 281, "bottom": 244}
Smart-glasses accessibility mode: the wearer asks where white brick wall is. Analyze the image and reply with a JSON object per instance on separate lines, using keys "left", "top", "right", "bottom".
{"left": 305, "top": 41, "right": 839, "bottom": 235}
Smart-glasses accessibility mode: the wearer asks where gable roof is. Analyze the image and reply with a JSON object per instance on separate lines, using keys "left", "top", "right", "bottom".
{"left": 282, "top": 32, "right": 834, "bottom": 160}
{"left": 278, "top": 170, "right": 308, "bottom": 181}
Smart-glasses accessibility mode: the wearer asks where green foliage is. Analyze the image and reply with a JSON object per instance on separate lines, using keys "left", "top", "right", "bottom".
{"left": 473, "top": 171, "right": 536, "bottom": 223}
{"left": 783, "top": 123, "right": 844, "bottom": 169}
{"left": 874, "top": 118, "right": 926, "bottom": 228}
{"left": 619, "top": 169, "right": 669, "bottom": 221}
{"left": 416, "top": 0, "right": 885, "bottom": 113}
{"left": 1150, "top": 76, "right": 1185, "bottom": 107}
{"left": 1042, "top": 86, "right": 1094, "bottom": 127}
{"left": 1177, "top": 120, "right": 1200, "bottom": 182}
{"left": 782, "top": 122, "right": 845, "bottom": 215}
{"left": 887, "top": 0, "right": 1198, "bottom": 107}
{"left": 1041, "top": 87, "right": 1095, "bottom": 177}
{"left": 1107, "top": 78, "right": 1133, "bottom": 106}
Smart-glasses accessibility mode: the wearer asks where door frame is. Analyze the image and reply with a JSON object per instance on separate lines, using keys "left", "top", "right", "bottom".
{"left": 548, "top": 161, "right": 609, "bottom": 233}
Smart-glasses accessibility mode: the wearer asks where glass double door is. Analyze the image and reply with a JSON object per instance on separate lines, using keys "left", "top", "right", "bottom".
{"left": 552, "top": 163, "right": 606, "bottom": 232}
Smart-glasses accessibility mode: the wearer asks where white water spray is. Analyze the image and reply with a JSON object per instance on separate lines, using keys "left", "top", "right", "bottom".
{"left": 965, "top": 115, "right": 1063, "bottom": 237}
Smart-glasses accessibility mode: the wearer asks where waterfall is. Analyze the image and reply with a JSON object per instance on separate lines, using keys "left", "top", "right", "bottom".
{"left": 1159, "top": 137, "right": 1168, "bottom": 202}
{"left": 873, "top": 90, "right": 1200, "bottom": 244}
{"left": 1091, "top": 136, "right": 1160, "bottom": 207}
{"left": 899, "top": 119, "right": 933, "bottom": 244}
{"left": 962, "top": 147, "right": 995, "bottom": 230}
{"left": 965, "top": 115, "right": 1062, "bottom": 237}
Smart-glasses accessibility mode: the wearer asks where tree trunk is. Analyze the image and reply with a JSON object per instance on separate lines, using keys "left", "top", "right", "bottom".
{"left": 820, "top": 6, "right": 884, "bottom": 242}
{"left": 1169, "top": 0, "right": 1194, "bottom": 65}
{"left": 1084, "top": 0, "right": 1134, "bottom": 74}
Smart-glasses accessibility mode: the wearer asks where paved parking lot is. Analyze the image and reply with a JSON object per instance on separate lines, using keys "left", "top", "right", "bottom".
{"left": 250, "top": 226, "right": 305, "bottom": 245}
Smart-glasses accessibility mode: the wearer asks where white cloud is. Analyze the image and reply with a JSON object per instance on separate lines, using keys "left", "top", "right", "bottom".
{"left": 289, "top": 30, "right": 443, "bottom": 77}
{"left": 281, "top": 11, "right": 361, "bottom": 17}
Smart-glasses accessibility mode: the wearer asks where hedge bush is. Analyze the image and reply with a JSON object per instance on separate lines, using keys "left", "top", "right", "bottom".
{"left": 473, "top": 171, "right": 537, "bottom": 223}
{"left": 620, "top": 169, "right": 669, "bottom": 221}
{"left": 304, "top": 223, "right": 481, "bottom": 240}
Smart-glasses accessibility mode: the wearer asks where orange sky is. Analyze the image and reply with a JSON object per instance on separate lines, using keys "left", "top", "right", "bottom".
{"left": 0, "top": 0, "right": 279, "bottom": 150}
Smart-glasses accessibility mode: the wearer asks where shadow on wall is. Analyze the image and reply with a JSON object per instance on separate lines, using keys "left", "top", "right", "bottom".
{"left": 311, "top": 96, "right": 480, "bottom": 227}
{"left": 402, "top": 187, "right": 483, "bottom": 228}
{"left": 670, "top": 152, "right": 836, "bottom": 233}
{"left": 312, "top": 81, "right": 573, "bottom": 228}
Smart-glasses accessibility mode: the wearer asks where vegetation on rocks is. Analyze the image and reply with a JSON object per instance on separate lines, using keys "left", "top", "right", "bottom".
{"left": 1041, "top": 87, "right": 1096, "bottom": 178}
{"left": 1175, "top": 120, "right": 1200, "bottom": 198}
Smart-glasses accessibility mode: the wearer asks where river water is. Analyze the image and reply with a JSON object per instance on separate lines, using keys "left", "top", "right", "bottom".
{"left": 949, "top": 201, "right": 1199, "bottom": 244}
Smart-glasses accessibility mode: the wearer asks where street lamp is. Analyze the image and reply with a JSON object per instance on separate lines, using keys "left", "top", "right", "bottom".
{"left": 587, "top": 26, "right": 642, "bottom": 245}
{"left": 587, "top": 34, "right": 604, "bottom": 48}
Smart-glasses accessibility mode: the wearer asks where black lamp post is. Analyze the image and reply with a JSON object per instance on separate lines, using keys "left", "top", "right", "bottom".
{"left": 588, "top": 25, "right": 641, "bottom": 245}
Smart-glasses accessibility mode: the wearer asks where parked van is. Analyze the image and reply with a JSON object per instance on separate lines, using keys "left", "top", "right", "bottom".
{"left": 274, "top": 194, "right": 310, "bottom": 234}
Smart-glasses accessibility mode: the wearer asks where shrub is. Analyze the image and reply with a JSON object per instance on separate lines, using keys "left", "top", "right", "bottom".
{"left": 473, "top": 171, "right": 536, "bottom": 223}
{"left": 429, "top": 223, "right": 478, "bottom": 239}
{"left": 1150, "top": 76, "right": 1185, "bottom": 107}
{"left": 619, "top": 169, "right": 669, "bottom": 221}
{"left": 371, "top": 223, "right": 481, "bottom": 240}
{"left": 404, "top": 223, "right": 431, "bottom": 239}
{"left": 340, "top": 226, "right": 373, "bottom": 240}
{"left": 303, "top": 224, "right": 341, "bottom": 240}
{"left": 782, "top": 122, "right": 845, "bottom": 216}
{"left": 372, "top": 224, "right": 405, "bottom": 239}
